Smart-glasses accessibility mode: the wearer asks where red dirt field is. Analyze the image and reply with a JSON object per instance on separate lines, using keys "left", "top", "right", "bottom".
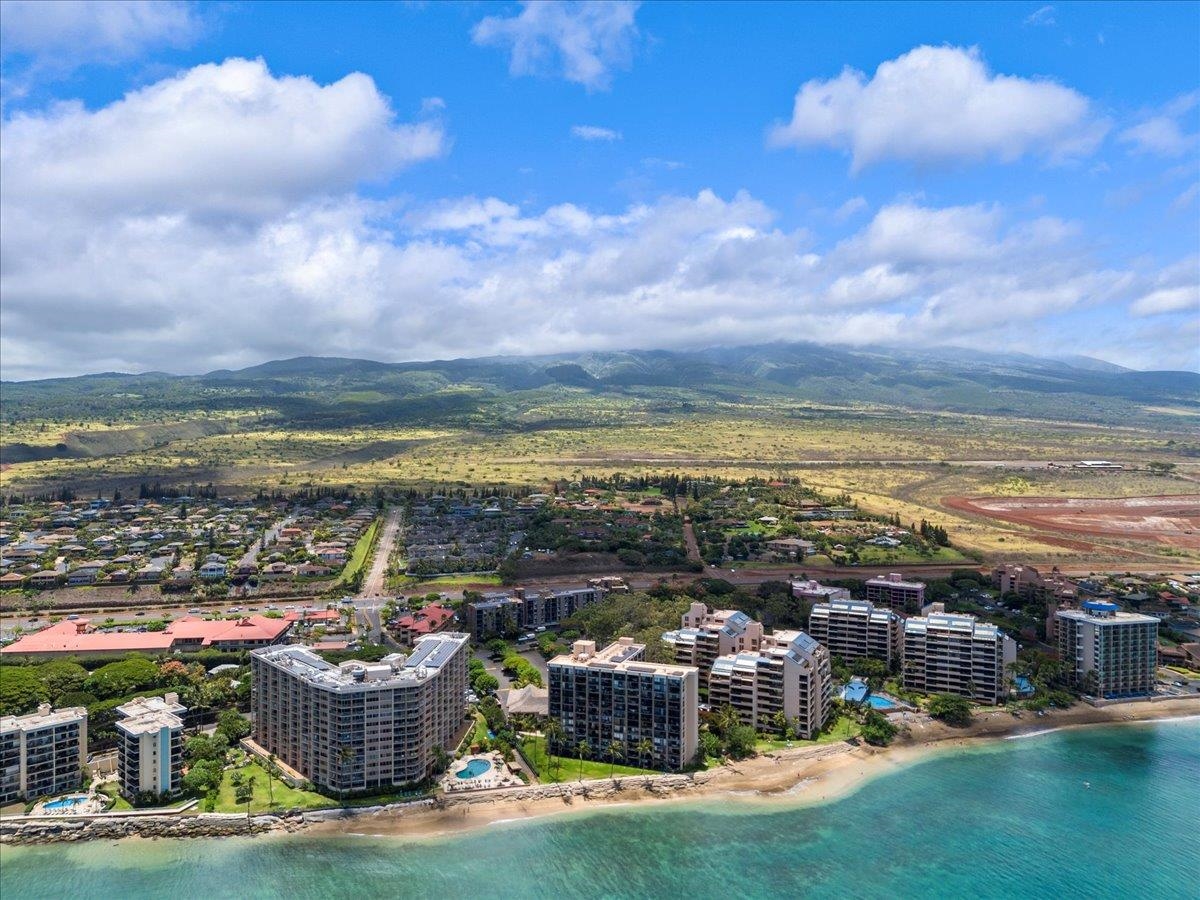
{"left": 944, "top": 494, "right": 1200, "bottom": 550}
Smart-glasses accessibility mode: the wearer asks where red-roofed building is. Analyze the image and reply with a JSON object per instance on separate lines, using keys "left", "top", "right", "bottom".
{"left": 392, "top": 603, "right": 455, "bottom": 645}
{"left": 283, "top": 609, "right": 340, "bottom": 623}
{"left": 0, "top": 615, "right": 292, "bottom": 660}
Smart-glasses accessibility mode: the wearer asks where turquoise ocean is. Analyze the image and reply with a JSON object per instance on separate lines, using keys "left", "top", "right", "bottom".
{"left": 2, "top": 719, "right": 1197, "bottom": 900}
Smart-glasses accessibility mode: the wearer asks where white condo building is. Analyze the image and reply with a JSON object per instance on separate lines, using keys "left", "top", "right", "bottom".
{"left": 808, "top": 599, "right": 903, "bottom": 667}
{"left": 116, "top": 693, "right": 187, "bottom": 799}
{"left": 902, "top": 606, "right": 1017, "bottom": 704}
{"left": 1056, "top": 601, "right": 1159, "bottom": 699}
{"left": 0, "top": 704, "right": 88, "bottom": 804}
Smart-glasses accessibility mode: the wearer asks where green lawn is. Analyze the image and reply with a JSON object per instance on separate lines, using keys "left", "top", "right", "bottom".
{"left": 336, "top": 518, "right": 380, "bottom": 587}
{"left": 399, "top": 573, "right": 503, "bottom": 588}
{"left": 97, "top": 781, "right": 133, "bottom": 811}
{"left": 521, "top": 736, "right": 658, "bottom": 783}
{"left": 213, "top": 762, "right": 333, "bottom": 814}
{"left": 754, "top": 714, "right": 862, "bottom": 752}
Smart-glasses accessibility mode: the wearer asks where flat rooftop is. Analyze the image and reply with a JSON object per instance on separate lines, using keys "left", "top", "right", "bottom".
{"left": 252, "top": 632, "right": 468, "bottom": 691}
{"left": 551, "top": 638, "right": 697, "bottom": 677}
{"left": 1, "top": 705, "right": 86, "bottom": 734}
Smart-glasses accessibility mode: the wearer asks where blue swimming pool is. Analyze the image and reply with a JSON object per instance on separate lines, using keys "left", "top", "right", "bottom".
{"left": 455, "top": 758, "right": 493, "bottom": 779}
{"left": 43, "top": 796, "right": 88, "bottom": 810}
{"left": 867, "top": 695, "right": 898, "bottom": 710}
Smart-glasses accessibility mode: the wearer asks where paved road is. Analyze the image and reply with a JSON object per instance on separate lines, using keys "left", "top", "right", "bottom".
{"left": 360, "top": 506, "right": 402, "bottom": 599}
{"left": 238, "top": 515, "right": 295, "bottom": 569}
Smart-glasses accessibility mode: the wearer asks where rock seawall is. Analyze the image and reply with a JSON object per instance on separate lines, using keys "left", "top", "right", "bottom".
{"left": 1, "top": 771, "right": 716, "bottom": 845}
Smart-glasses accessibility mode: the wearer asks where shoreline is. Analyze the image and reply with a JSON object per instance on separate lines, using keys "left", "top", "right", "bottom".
{"left": 3, "top": 698, "right": 1197, "bottom": 848}
{"left": 302, "top": 697, "right": 1200, "bottom": 841}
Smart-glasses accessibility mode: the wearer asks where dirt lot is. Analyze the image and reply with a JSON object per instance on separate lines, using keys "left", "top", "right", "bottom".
{"left": 944, "top": 494, "right": 1200, "bottom": 550}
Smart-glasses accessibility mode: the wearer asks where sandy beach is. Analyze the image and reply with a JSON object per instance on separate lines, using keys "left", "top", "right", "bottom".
{"left": 307, "top": 697, "right": 1200, "bottom": 841}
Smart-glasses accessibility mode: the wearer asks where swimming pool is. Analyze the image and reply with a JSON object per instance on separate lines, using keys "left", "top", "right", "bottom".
{"left": 866, "top": 695, "right": 898, "bottom": 710}
{"left": 455, "top": 758, "right": 493, "bottom": 779}
{"left": 43, "top": 796, "right": 88, "bottom": 810}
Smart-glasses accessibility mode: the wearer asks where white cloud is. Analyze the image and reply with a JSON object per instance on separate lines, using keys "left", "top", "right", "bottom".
{"left": 2, "top": 57, "right": 445, "bottom": 221}
{"left": 769, "top": 45, "right": 1107, "bottom": 172}
{"left": 1119, "top": 93, "right": 1198, "bottom": 157}
{"left": 572, "top": 124, "right": 622, "bottom": 141}
{"left": 1024, "top": 5, "right": 1056, "bottom": 26}
{"left": 1171, "top": 182, "right": 1200, "bottom": 212}
{"left": 472, "top": 0, "right": 639, "bottom": 90}
{"left": 1129, "top": 258, "right": 1200, "bottom": 316}
{"left": 0, "top": 0, "right": 200, "bottom": 73}
{"left": 833, "top": 196, "right": 868, "bottom": 222}
{"left": 4, "top": 58, "right": 1194, "bottom": 378}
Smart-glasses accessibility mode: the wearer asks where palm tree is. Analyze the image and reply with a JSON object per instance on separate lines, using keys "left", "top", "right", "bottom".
{"left": 265, "top": 753, "right": 277, "bottom": 809}
{"left": 575, "top": 741, "right": 590, "bottom": 781}
{"left": 636, "top": 738, "right": 654, "bottom": 771}
{"left": 606, "top": 740, "right": 624, "bottom": 779}
{"left": 543, "top": 721, "right": 564, "bottom": 780}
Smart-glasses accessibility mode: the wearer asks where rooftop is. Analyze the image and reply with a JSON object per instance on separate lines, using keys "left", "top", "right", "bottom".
{"left": 252, "top": 632, "right": 468, "bottom": 692}
{"left": 0, "top": 704, "right": 87, "bottom": 734}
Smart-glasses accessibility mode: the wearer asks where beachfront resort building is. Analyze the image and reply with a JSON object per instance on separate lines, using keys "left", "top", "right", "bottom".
{"left": 707, "top": 630, "right": 833, "bottom": 739}
{"left": 662, "top": 603, "right": 765, "bottom": 686}
{"left": 1056, "top": 602, "right": 1160, "bottom": 699}
{"left": 902, "top": 605, "right": 1017, "bottom": 704}
{"left": 115, "top": 693, "right": 187, "bottom": 799}
{"left": 0, "top": 704, "right": 88, "bottom": 804}
{"left": 548, "top": 638, "right": 699, "bottom": 771}
{"left": 250, "top": 633, "right": 469, "bottom": 794}
{"left": 808, "top": 599, "right": 904, "bottom": 667}
{"left": 866, "top": 573, "right": 926, "bottom": 615}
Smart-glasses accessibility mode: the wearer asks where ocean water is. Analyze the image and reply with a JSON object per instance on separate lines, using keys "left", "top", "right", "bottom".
{"left": 3, "top": 719, "right": 1198, "bottom": 900}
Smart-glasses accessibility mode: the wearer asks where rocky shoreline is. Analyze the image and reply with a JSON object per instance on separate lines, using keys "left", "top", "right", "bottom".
{"left": 0, "top": 771, "right": 719, "bottom": 846}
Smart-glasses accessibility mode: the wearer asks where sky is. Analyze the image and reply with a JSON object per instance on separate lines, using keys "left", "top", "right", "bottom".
{"left": 1, "top": 0, "right": 1197, "bottom": 381}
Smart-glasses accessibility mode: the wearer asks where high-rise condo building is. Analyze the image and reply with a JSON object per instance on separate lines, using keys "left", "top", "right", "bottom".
{"left": 548, "top": 638, "right": 699, "bottom": 771}
{"left": 866, "top": 573, "right": 926, "bottom": 615}
{"left": 116, "top": 693, "right": 186, "bottom": 798}
{"left": 902, "top": 606, "right": 1017, "bottom": 704}
{"left": 662, "top": 602, "right": 765, "bottom": 686}
{"left": 251, "top": 633, "right": 469, "bottom": 794}
{"left": 1056, "top": 601, "right": 1159, "bottom": 699}
{"left": 808, "top": 599, "right": 903, "bottom": 667}
{"left": 707, "top": 630, "right": 832, "bottom": 738}
{"left": 0, "top": 704, "right": 88, "bottom": 804}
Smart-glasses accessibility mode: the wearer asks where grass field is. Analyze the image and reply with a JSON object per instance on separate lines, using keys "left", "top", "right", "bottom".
{"left": 521, "top": 736, "right": 659, "bottom": 782}
{"left": 213, "top": 761, "right": 332, "bottom": 814}
{"left": 336, "top": 518, "right": 380, "bottom": 587}
{"left": 97, "top": 781, "right": 133, "bottom": 811}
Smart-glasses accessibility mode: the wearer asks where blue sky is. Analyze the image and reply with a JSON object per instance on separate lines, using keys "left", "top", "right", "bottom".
{"left": 1, "top": 0, "right": 1197, "bottom": 379}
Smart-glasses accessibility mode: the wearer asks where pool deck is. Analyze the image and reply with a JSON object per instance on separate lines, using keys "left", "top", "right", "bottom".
{"left": 440, "top": 753, "right": 522, "bottom": 793}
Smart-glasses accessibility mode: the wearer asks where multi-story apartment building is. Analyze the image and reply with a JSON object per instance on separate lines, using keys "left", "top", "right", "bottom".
{"left": 662, "top": 603, "right": 764, "bottom": 687}
{"left": 514, "top": 586, "right": 602, "bottom": 630}
{"left": 0, "top": 704, "right": 88, "bottom": 804}
{"left": 707, "top": 630, "right": 832, "bottom": 739}
{"left": 464, "top": 593, "right": 523, "bottom": 639}
{"left": 791, "top": 580, "right": 852, "bottom": 604}
{"left": 866, "top": 573, "right": 926, "bottom": 615}
{"left": 548, "top": 638, "right": 699, "bottom": 771}
{"left": 1056, "top": 601, "right": 1160, "bottom": 699}
{"left": 251, "top": 633, "right": 469, "bottom": 794}
{"left": 808, "top": 599, "right": 903, "bottom": 667}
{"left": 116, "top": 693, "right": 186, "bottom": 799}
{"left": 902, "top": 605, "right": 1017, "bottom": 704}
{"left": 463, "top": 586, "right": 604, "bottom": 639}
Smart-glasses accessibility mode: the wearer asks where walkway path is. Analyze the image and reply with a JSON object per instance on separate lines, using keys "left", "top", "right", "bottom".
{"left": 359, "top": 506, "right": 402, "bottom": 599}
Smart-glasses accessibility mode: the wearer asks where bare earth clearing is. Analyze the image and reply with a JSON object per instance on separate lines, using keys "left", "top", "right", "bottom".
{"left": 945, "top": 494, "right": 1200, "bottom": 550}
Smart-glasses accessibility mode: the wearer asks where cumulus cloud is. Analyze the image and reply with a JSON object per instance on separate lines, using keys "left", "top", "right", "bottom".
{"left": 4, "top": 56, "right": 1194, "bottom": 379}
{"left": 769, "top": 45, "right": 1107, "bottom": 172}
{"left": 572, "top": 124, "right": 622, "bottom": 141}
{"left": 2, "top": 58, "right": 445, "bottom": 221}
{"left": 472, "top": 0, "right": 639, "bottom": 90}
{"left": 1119, "top": 92, "right": 1198, "bottom": 157}
{"left": 0, "top": 0, "right": 200, "bottom": 82}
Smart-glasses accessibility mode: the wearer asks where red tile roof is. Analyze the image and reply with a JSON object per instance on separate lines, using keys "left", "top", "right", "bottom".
{"left": 1, "top": 614, "right": 291, "bottom": 656}
{"left": 395, "top": 603, "right": 455, "bottom": 635}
